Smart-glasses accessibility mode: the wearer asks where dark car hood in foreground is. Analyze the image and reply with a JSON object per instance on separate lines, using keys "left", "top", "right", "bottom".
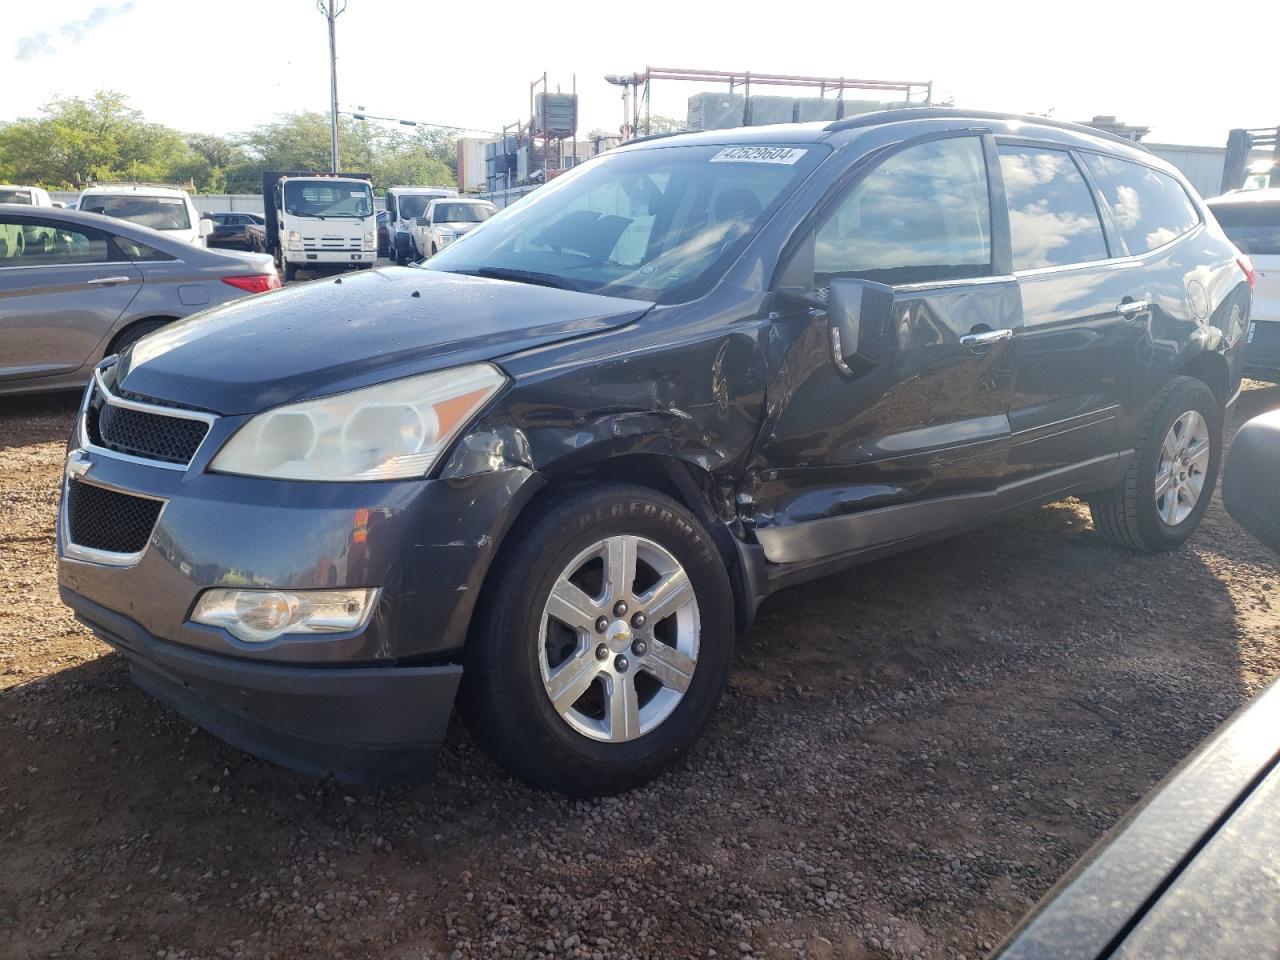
{"left": 116, "top": 267, "right": 652, "bottom": 414}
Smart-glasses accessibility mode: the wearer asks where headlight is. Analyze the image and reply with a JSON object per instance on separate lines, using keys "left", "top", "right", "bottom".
{"left": 210, "top": 363, "right": 506, "bottom": 481}
{"left": 286, "top": 230, "right": 302, "bottom": 250}
{"left": 191, "top": 587, "right": 378, "bottom": 643}
{"left": 363, "top": 230, "right": 376, "bottom": 249}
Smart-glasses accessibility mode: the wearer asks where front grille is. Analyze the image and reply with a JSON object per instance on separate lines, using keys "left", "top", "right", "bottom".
{"left": 89, "top": 396, "right": 208, "bottom": 464}
{"left": 66, "top": 480, "right": 163, "bottom": 555}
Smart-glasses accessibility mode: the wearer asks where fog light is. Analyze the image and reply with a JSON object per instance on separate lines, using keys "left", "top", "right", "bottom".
{"left": 191, "top": 587, "right": 379, "bottom": 643}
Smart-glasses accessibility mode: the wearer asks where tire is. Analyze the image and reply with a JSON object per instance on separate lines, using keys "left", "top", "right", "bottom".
{"left": 283, "top": 262, "right": 298, "bottom": 282}
{"left": 460, "top": 484, "right": 735, "bottom": 796}
{"left": 394, "top": 233, "right": 410, "bottom": 265}
{"left": 1089, "top": 375, "right": 1222, "bottom": 553}
{"left": 108, "top": 319, "right": 169, "bottom": 357}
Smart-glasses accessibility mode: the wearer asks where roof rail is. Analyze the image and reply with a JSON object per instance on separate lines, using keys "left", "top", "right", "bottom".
{"left": 621, "top": 130, "right": 686, "bottom": 146}
{"left": 823, "top": 108, "right": 1151, "bottom": 152}
{"left": 83, "top": 180, "right": 192, "bottom": 192}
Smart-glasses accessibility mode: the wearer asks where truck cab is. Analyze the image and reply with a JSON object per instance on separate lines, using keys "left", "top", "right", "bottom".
{"left": 385, "top": 186, "right": 457, "bottom": 264}
{"left": 262, "top": 173, "right": 376, "bottom": 281}
{"left": 412, "top": 198, "right": 496, "bottom": 258}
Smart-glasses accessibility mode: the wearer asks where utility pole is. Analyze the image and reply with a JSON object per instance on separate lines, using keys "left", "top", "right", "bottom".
{"left": 316, "top": 0, "right": 347, "bottom": 172}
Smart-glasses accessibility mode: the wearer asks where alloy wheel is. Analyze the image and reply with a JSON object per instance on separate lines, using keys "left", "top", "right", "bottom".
{"left": 538, "top": 535, "right": 700, "bottom": 743}
{"left": 1155, "top": 410, "right": 1211, "bottom": 526}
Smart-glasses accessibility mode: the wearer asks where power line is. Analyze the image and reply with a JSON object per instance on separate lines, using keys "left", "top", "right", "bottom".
{"left": 342, "top": 109, "right": 499, "bottom": 137}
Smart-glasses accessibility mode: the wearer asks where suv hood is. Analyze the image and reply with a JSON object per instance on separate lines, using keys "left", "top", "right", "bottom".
{"left": 116, "top": 267, "right": 653, "bottom": 415}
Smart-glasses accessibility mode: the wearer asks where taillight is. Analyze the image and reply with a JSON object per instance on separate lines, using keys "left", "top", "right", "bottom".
{"left": 221, "top": 274, "right": 281, "bottom": 294}
{"left": 1238, "top": 255, "right": 1256, "bottom": 289}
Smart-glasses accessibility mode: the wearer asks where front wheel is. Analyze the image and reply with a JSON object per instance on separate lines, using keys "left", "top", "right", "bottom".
{"left": 460, "top": 485, "right": 735, "bottom": 796}
{"left": 1089, "top": 375, "right": 1222, "bottom": 552}
{"left": 283, "top": 261, "right": 298, "bottom": 282}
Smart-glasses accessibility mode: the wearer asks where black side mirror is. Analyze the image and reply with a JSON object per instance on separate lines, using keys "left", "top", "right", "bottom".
{"left": 1223, "top": 410, "right": 1280, "bottom": 554}
{"left": 826, "top": 278, "right": 896, "bottom": 377}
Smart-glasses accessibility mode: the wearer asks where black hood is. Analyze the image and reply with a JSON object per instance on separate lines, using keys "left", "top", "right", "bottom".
{"left": 116, "top": 267, "right": 652, "bottom": 414}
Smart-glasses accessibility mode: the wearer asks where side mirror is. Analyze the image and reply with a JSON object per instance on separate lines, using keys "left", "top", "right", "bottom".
{"left": 198, "top": 217, "right": 214, "bottom": 238}
{"left": 826, "top": 278, "right": 896, "bottom": 377}
{"left": 1223, "top": 410, "right": 1280, "bottom": 553}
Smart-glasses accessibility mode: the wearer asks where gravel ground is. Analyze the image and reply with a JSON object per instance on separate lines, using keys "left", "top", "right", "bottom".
{"left": 2, "top": 381, "right": 1278, "bottom": 960}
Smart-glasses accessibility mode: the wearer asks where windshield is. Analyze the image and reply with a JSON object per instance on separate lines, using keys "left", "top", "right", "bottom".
{"left": 1210, "top": 202, "right": 1280, "bottom": 256}
{"left": 425, "top": 143, "right": 825, "bottom": 303}
{"left": 398, "top": 194, "right": 448, "bottom": 220}
{"left": 433, "top": 202, "right": 494, "bottom": 223}
{"left": 81, "top": 195, "right": 191, "bottom": 230}
{"left": 284, "top": 181, "right": 373, "bottom": 218}
{"left": 0, "top": 189, "right": 32, "bottom": 204}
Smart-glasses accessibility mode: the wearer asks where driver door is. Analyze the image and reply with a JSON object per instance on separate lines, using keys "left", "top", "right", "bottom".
{"left": 748, "top": 134, "right": 1022, "bottom": 564}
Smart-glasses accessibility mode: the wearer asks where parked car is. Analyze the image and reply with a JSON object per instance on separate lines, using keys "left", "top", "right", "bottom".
{"left": 0, "top": 204, "right": 279, "bottom": 396}
{"left": 206, "top": 211, "right": 266, "bottom": 252}
{"left": 385, "top": 186, "right": 457, "bottom": 264}
{"left": 78, "top": 183, "right": 213, "bottom": 247}
{"left": 376, "top": 209, "right": 391, "bottom": 257}
{"left": 55, "top": 110, "right": 1249, "bottom": 795}
{"left": 0, "top": 184, "right": 53, "bottom": 206}
{"left": 1208, "top": 189, "right": 1279, "bottom": 380}
{"left": 996, "top": 409, "right": 1280, "bottom": 959}
{"left": 412, "top": 198, "right": 496, "bottom": 258}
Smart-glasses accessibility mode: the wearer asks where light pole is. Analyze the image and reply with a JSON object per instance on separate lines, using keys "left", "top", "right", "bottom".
{"left": 316, "top": 0, "right": 347, "bottom": 172}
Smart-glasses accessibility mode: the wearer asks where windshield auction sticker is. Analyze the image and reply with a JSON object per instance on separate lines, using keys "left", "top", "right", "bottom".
{"left": 710, "top": 146, "right": 807, "bottom": 164}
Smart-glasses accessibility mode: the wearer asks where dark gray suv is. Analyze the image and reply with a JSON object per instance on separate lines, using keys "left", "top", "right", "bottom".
{"left": 56, "top": 110, "right": 1251, "bottom": 795}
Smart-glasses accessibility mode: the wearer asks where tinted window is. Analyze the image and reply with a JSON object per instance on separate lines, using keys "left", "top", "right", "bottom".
{"left": 998, "top": 146, "right": 1109, "bottom": 269}
{"left": 114, "top": 236, "right": 175, "bottom": 262}
{"left": 815, "top": 137, "right": 991, "bottom": 287}
{"left": 0, "top": 217, "right": 109, "bottom": 266}
{"left": 1082, "top": 154, "right": 1199, "bottom": 254}
{"left": 0, "top": 189, "right": 33, "bottom": 204}
{"left": 80, "top": 195, "right": 192, "bottom": 231}
{"left": 1208, "top": 201, "right": 1280, "bottom": 256}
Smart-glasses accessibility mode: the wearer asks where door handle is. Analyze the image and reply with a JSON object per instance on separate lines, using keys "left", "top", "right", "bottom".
{"left": 1116, "top": 299, "right": 1150, "bottom": 318}
{"left": 959, "top": 328, "right": 1013, "bottom": 351}
{"left": 86, "top": 276, "right": 133, "bottom": 286}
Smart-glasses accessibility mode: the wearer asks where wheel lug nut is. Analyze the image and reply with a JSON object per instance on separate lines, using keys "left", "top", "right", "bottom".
{"left": 631, "top": 612, "right": 646, "bottom": 629}
{"left": 614, "top": 655, "right": 629, "bottom": 672}
{"left": 595, "top": 643, "right": 609, "bottom": 661}
{"left": 631, "top": 639, "right": 648, "bottom": 657}
{"left": 595, "top": 616, "right": 609, "bottom": 633}
{"left": 613, "top": 600, "right": 628, "bottom": 617}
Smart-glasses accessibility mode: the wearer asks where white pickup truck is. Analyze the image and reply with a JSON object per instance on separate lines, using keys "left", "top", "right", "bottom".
{"left": 385, "top": 186, "right": 457, "bottom": 264}
{"left": 263, "top": 171, "right": 377, "bottom": 281}
{"left": 412, "top": 198, "right": 497, "bottom": 259}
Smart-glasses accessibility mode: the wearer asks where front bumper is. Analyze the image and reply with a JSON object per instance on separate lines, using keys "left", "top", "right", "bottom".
{"left": 291, "top": 249, "right": 375, "bottom": 266}
{"left": 63, "top": 587, "right": 460, "bottom": 784}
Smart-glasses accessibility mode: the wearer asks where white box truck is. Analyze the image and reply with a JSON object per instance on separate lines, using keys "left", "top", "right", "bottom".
{"left": 262, "top": 171, "right": 376, "bottom": 281}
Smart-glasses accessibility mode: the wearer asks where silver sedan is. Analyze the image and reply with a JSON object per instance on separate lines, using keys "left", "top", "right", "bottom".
{"left": 0, "top": 204, "right": 280, "bottom": 396}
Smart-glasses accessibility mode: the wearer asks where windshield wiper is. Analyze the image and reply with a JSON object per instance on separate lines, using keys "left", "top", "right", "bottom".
{"left": 456, "top": 266, "right": 587, "bottom": 293}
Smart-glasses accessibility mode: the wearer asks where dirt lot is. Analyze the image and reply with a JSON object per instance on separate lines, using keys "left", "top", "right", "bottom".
{"left": 2, "top": 383, "right": 1278, "bottom": 960}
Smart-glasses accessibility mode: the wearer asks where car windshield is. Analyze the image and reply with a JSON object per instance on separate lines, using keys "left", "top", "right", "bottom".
{"left": 81, "top": 195, "right": 192, "bottom": 230}
{"left": 1210, "top": 202, "right": 1280, "bottom": 256}
{"left": 398, "top": 194, "right": 445, "bottom": 220}
{"left": 284, "top": 181, "right": 373, "bottom": 218}
{"left": 425, "top": 143, "right": 826, "bottom": 303}
{"left": 433, "top": 203, "right": 493, "bottom": 223}
{"left": 0, "top": 189, "right": 32, "bottom": 204}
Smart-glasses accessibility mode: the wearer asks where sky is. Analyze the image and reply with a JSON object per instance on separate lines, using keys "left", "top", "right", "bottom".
{"left": 6, "top": 0, "right": 1275, "bottom": 148}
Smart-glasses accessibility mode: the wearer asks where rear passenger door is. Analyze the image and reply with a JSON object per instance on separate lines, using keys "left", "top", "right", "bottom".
{"left": 998, "top": 142, "right": 1145, "bottom": 484}
{"left": 0, "top": 215, "right": 142, "bottom": 383}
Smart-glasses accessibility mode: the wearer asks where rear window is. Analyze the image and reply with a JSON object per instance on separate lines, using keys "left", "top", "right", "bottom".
{"left": 81, "top": 195, "right": 192, "bottom": 231}
{"left": 1209, "top": 202, "right": 1280, "bottom": 256}
{"left": 1081, "top": 155, "right": 1199, "bottom": 254}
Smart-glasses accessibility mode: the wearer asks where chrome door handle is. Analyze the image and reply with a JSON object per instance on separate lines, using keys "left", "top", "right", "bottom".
{"left": 86, "top": 276, "right": 132, "bottom": 286}
{"left": 1116, "top": 299, "right": 1150, "bottom": 317}
{"left": 959, "top": 328, "right": 1013, "bottom": 350}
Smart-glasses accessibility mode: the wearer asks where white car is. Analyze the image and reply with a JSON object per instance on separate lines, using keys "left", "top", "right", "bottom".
{"left": 0, "top": 185, "right": 53, "bottom": 206}
{"left": 78, "top": 183, "right": 213, "bottom": 247}
{"left": 1209, "top": 188, "right": 1280, "bottom": 379}
{"left": 412, "top": 198, "right": 497, "bottom": 259}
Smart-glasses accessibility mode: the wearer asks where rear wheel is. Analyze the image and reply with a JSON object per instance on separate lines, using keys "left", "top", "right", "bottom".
{"left": 108, "top": 319, "right": 169, "bottom": 358}
{"left": 460, "top": 485, "right": 735, "bottom": 796}
{"left": 1089, "top": 376, "right": 1222, "bottom": 552}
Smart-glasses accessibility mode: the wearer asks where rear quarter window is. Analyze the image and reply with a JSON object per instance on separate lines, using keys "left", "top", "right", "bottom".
{"left": 1082, "top": 154, "right": 1200, "bottom": 254}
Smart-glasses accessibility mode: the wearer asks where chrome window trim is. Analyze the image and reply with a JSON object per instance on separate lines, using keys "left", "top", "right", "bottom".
{"left": 78, "top": 364, "right": 217, "bottom": 472}
{"left": 893, "top": 273, "right": 1016, "bottom": 293}
{"left": 60, "top": 456, "right": 168, "bottom": 568}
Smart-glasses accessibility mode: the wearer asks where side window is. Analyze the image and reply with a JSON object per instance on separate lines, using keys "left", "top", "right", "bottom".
{"left": 998, "top": 145, "right": 1110, "bottom": 270}
{"left": 113, "top": 236, "right": 175, "bottom": 262}
{"left": 1082, "top": 154, "right": 1200, "bottom": 254}
{"left": 0, "top": 218, "right": 109, "bottom": 266}
{"left": 815, "top": 136, "right": 992, "bottom": 288}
